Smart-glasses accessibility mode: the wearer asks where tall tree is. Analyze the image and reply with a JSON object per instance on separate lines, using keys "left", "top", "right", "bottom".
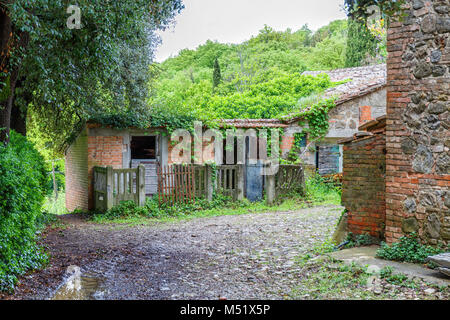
{"left": 345, "top": 18, "right": 377, "bottom": 67}
{"left": 0, "top": 1, "right": 184, "bottom": 145}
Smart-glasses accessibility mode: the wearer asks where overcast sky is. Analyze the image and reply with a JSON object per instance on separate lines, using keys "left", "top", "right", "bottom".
{"left": 154, "top": 0, "right": 348, "bottom": 62}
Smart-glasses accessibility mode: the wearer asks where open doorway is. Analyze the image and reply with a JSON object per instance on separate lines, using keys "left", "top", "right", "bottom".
{"left": 131, "top": 136, "right": 157, "bottom": 160}
{"left": 130, "top": 136, "right": 158, "bottom": 196}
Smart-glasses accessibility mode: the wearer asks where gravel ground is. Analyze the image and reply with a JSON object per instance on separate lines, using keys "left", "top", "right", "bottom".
{"left": 3, "top": 205, "right": 342, "bottom": 300}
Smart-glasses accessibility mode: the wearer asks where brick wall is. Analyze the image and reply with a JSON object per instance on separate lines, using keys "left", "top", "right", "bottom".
{"left": 281, "top": 135, "right": 295, "bottom": 156}
{"left": 66, "top": 126, "right": 125, "bottom": 211}
{"left": 386, "top": 0, "right": 450, "bottom": 245}
{"left": 359, "top": 106, "right": 373, "bottom": 125}
{"left": 341, "top": 124, "right": 386, "bottom": 238}
{"left": 65, "top": 128, "right": 89, "bottom": 212}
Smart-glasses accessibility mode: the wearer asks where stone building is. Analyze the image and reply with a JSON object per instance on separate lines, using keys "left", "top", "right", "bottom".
{"left": 65, "top": 65, "right": 389, "bottom": 211}
{"left": 285, "top": 64, "right": 387, "bottom": 174}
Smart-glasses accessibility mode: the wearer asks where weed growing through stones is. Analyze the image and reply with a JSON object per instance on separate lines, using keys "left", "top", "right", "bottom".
{"left": 376, "top": 233, "right": 446, "bottom": 265}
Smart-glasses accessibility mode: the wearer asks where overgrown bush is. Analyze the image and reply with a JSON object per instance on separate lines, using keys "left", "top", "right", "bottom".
{"left": 0, "top": 131, "right": 49, "bottom": 292}
{"left": 305, "top": 172, "right": 342, "bottom": 205}
{"left": 376, "top": 233, "right": 445, "bottom": 265}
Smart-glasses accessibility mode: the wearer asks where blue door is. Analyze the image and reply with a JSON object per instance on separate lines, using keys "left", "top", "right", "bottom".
{"left": 245, "top": 162, "right": 263, "bottom": 202}
{"left": 244, "top": 136, "right": 264, "bottom": 202}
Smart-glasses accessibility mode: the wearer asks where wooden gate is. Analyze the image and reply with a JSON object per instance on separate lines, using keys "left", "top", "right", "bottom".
{"left": 93, "top": 165, "right": 146, "bottom": 211}
{"left": 157, "top": 164, "right": 196, "bottom": 205}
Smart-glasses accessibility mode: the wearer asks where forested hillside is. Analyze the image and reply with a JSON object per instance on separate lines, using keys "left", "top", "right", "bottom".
{"left": 148, "top": 19, "right": 385, "bottom": 129}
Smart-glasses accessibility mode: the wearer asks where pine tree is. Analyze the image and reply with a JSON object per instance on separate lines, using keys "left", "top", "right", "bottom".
{"left": 345, "top": 18, "right": 378, "bottom": 67}
{"left": 213, "top": 58, "right": 222, "bottom": 89}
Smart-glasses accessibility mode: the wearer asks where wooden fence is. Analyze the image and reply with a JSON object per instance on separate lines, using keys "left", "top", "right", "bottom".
{"left": 94, "top": 163, "right": 304, "bottom": 211}
{"left": 274, "top": 164, "right": 305, "bottom": 198}
{"left": 93, "top": 165, "right": 145, "bottom": 211}
{"left": 216, "top": 165, "right": 244, "bottom": 201}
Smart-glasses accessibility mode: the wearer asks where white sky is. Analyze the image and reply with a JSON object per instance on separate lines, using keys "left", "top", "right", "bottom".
{"left": 154, "top": 0, "right": 348, "bottom": 62}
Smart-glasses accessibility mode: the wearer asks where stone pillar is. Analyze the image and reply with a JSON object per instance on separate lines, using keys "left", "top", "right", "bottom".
{"left": 236, "top": 164, "right": 245, "bottom": 201}
{"left": 265, "top": 164, "right": 276, "bottom": 206}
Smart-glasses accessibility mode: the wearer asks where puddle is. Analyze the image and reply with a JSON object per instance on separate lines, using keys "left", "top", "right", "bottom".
{"left": 51, "top": 266, "right": 106, "bottom": 300}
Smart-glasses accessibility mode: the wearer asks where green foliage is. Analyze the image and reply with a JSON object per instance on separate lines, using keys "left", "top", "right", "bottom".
{"left": 345, "top": 18, "right": 378, "bottom": 67}
{"left": 93, "top": 194, "right": 234, "bottom": 221}
{"left": 344, "top": 0, "right": 405, "bottom": 22}
{"left": 5, "top": 0, "right": 184, "bottom": 150}
{"left": 378, "top": 267, "right": 420, "bottom": 289}
{"left": 148, "top": 20, "right": 348, "bottom": 133}
{"left": 42, "top": 193, "right": 68, "bottom": 216}
{"left": 299, "top": 98, "right": 337, "bottom": 138}
{"left": 305, "top": 173, "right": 342, "bottom": 205}
{"left": 376, "top": 233, "right": 445, "bottom": 265}
{"left": 0, "top": 131, "right": 49, "bottom": 292}
{"left": 344, "top": 232, "right": 378, "bottom": 248}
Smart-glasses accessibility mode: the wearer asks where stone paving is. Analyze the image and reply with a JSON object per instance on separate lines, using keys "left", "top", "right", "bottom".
{"left": 10, "top": 205, "right": 342, "bottom": 300}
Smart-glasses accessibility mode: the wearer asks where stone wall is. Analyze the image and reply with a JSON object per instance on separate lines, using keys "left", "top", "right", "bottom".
{"left": 327, "top": 88, "right": 386, "bottom": 138}
{"left": 341, "top": 120, "right": 387, "bottom": 238}
{"left": 386, "top": 0, "right": 450, "bottom": 245}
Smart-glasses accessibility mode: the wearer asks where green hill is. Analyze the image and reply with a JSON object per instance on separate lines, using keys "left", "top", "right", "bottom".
{"left": 148, "top": 20, "right": 349, "bottom": 129}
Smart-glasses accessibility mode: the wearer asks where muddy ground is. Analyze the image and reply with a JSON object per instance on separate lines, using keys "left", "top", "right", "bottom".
{"left": 2, "top": 205, "right": 342, "bottom": 300}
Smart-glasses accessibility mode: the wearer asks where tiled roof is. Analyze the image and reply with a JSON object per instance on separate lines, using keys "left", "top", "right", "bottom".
{"left": 281, "top": 64, "right": 387, "bottom": 123}
{"left": 302, "top": 63, "right": 387, "bottom": 107}
{"left": 338, "top": 115, "right": 387, "bottom": 144}
{"left": 220, "top": 64, "right": 386, "bottom": 126}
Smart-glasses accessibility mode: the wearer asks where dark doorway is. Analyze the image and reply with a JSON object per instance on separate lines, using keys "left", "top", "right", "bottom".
{"left": 131, "top": 136, "right": 156, "bottom": 160}
{"left": 131, "top": 136, "right": 158, "bottom": 196}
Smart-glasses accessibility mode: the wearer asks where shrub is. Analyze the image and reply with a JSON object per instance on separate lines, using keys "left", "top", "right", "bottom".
{"left": 94, "top": 194, "right": 234, "bottom": 221}
{"left": 376, "top": 233, "right": 444, "bottom": 265}
{"left": 305, "top": 172, "right": 341, "bottom": 205}
{"left": 344, "top": 232, "right": 379, "bottom": 248}
{"left": 0, "top": 131, "right": 49, "bottom": 292}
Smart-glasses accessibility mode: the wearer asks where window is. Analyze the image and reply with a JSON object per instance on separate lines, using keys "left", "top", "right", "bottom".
{"left": 294, "top": 133, "right": 307, "bottom": 148}
{"left": 131, "top": 136, "right": 157, "bottom": 160}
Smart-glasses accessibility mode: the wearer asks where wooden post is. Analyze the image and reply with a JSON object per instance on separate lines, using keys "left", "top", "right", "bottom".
{"left": 137, "top": 164, "right": 146, "bottom": 207}
{"left": 51, "top": 160, "right": 58, "bottom": 200}
{"left": 106, "top": 166, "right": 114, "bottom": 211}
{"left": 236, "top": 164, "right": 244, "bottom": 201}
{"left": 265, "top": 163, "right": 275, "bottom": 206}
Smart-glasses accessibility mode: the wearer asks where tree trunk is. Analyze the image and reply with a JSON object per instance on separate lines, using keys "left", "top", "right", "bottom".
{"left": 10, "top": 96, "right": 26, "bottom": 136}
{"left": 0, "top": 5, "right": 12, "bottom": 143}
{"left": 0, "top": 5, "right": 29, "bottom": 143}
{"left": 10, "top": 77, "right": 28, "bottom": 136}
